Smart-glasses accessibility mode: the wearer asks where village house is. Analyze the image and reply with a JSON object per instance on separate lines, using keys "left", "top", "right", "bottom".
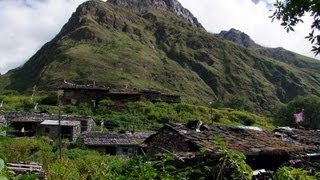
{"left": 59, "top": 82, "right": 181, "bottom": 107}
{"left": 3, "top": 112, "right": 52, "bottom": 136}
{"left": 2, "top": 111, "right": 95, "bottom": 142}
{"left": 38, "top": 120, "right": 81, "bottom": 142}
{"left": 80, "top": 131, "right": 154, "bottom": 155}
{"left": 145, "top": 121, "right": 318, "bottom": 170}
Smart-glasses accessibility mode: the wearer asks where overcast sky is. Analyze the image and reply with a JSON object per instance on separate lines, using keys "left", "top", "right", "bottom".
{"left": 0, "top": 0, "right": 316, "bottom": 74}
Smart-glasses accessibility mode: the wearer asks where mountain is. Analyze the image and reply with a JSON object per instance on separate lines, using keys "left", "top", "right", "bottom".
{"left": 0, "top": 0, "right": 320, "bottom": 110}
{"left": 218, "top": 28, "right": 259, "bottom": 48}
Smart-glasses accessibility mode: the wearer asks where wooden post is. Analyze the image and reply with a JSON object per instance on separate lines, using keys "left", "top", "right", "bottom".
{"left": 57, "top": 90, "right": 63, "bottom": 159}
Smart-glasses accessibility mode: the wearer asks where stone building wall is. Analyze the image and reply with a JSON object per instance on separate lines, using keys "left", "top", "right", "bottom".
{"left": 146, "top": 126, "right": 198, "bottom": 155}
{"left": 37, "top": 124, "right": 81, "bottom": 142}
{"left": 0, "top": 113, "right": 6, "bottom": 136}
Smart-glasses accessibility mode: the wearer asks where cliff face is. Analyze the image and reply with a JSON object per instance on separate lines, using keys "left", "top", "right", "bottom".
{"left": 108, "top": 0, "right": 203, "bottom": 28}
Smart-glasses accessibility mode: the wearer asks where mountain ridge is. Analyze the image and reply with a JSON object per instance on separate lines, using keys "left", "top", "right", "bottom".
{"left": 0, "top": 0, "right": 319, "bottom": 111}
{"left": 107, "top": 0, "right": 203, "bottom": 28}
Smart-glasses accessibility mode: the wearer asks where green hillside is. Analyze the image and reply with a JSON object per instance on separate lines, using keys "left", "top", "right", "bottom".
{"left": 0, "top": 0, "right": 319, "bottom": 110}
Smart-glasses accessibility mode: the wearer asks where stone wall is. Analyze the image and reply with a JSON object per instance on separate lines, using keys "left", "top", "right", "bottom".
{"left": 0, "top": 113, "right": 6, "bottom": 136}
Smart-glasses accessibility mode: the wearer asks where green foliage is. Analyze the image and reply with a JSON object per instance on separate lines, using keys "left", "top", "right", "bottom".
{"left": 215, "top": 137, "right": 253, "bottom": 180}
{"left": 223, "top": 96, "right": 254, "bottom": 112}
{"left": 121, "top": 157, "right": 158, "bottom": 179}
{"left": 65, "top": 103, "right": 93, "bottom": 116}
{"left": 271, "top": 0, "right": 320, "bottom": 55}
{"left": 272, "top": 95, "right": 320, "bottom": 129}
{"left": 231, "top": 111, "right": 256, "bottom": 126}
{"left": 0, "top": 137, "right": 52, "bottom": 162}
{"left": 93, "top": 101, "right": 273, "bottom": 131}
{"left": 274, "top": 166, "right": 316, "bottom": 180}
{"left": 48, "top": 158, "right": 81, "bottom": 180}
{"left": 0, "top": 158, "right": 7, "bottom": 180}
{"left": 0, "top": 96, "right": 37, "bottom": 111}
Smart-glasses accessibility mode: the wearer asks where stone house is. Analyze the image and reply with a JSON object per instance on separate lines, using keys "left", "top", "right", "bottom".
{"left": 2, "top": 112, "right": 95, "bottom": 142}
{"left": 145, "top": 121, "right": 317, "bottom": 170}
{"left": 59, "top": 83, "right": 181, "bottom": 106}
{"left": 4, "top": 112, "right": 51, "bottom": 136}
{"left": 80, "top": 131, "right": 154, "bottom": 155}
{"left": 38, "top": 120, "right": 81, "bottom": 142}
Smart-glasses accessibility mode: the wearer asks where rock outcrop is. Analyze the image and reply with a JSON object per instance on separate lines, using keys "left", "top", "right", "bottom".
{"left": 108, "top": 0, "right": 203, "bottom": 28}
{"left": 218, "top": 28, "right": 259, "bottom": 48}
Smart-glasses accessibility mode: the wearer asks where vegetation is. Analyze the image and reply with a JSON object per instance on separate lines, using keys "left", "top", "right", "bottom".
{"left": 0, "top": 158, "right": 7, "bottom": 180}
{"left": 272, "top": 0, "right": 320, "bottom": 55}
{"left": 272, "top": 95, "right": 320, "bottom": 129}
{"left": 274, "top": 166, "right": 320, "bottom": 180}
{"left": 0, "top": 95, "right": 275, "bottom": 131}
{"left": 0, "top": 135, "right": 319, "bottom": 179}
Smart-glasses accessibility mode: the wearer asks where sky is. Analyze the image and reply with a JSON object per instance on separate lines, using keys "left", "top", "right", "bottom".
{"left": 0, "top": 0, "right": 316, "bottom": 74}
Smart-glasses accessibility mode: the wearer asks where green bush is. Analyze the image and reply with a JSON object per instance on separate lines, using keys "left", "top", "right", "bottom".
{"left": 274, "top": 166, "right": 316, "bottom": 179}
{"left": 64, "top": 105, "right": 78, "bottom": 114}
{"left": 48, "top": 158, "right": 81, "bottom": 180}
{"left": 231, "top": 111, "right": 256, "bottom": 126}
{"left": 0, "top": 137, "right": 52, "bottom": 162}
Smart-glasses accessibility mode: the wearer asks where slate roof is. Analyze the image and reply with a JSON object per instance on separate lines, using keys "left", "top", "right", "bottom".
{"left": 4, "top": 112, "right": 52, "bottom": 122}
{"left": 275, "top": 127, "right": 320, "bottom": 146}
{"left": 41, "top": 120, "right": 81, "bottom": 127}
{"left": 4, "top": 112, "right": 94, "bottom": 124}
{"left": 156, "top": 123, "right": 316, "bottom": 156}
{"left": 82, "top": 131, "right": 155, "bottom": 146}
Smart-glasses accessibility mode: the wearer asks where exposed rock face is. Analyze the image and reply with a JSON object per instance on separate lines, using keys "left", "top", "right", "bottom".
{"left": 108, "top": 0, "right": 203, "bottom": 28}
{"left": 218, "top": 28, "right": 259, "bottom": 48}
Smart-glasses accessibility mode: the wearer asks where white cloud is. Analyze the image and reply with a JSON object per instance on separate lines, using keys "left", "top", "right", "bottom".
{"left": 0, "top": 0, "right": 87, "bottom": 74}
{"left": 0, "top": 0, "right": 317, "bottom": 74}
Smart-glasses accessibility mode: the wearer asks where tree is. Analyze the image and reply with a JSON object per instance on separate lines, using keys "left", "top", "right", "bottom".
{"left": 272, "top": 95, "right": 320, "bottom": 129}
{"left": 271, "top": 0, "right": 320, "bottom": 55}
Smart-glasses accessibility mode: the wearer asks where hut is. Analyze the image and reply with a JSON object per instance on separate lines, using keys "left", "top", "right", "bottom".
{"left": 3, "top": 112, "right": 95, "bottom": 140}
{"left": 59, "top": 83, "right": 181, "bottom": 106}
{"left": 4, "top": 112, "right": 51, "bottom": 136}
{"left": 38, "top": 120, "right": 81, "bottom": 142}
{"left": 80, "top": 131, "right": 154, "bottom": 155}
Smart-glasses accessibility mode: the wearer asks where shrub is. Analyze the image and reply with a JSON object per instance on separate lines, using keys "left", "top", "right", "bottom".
{"left": 48, "top": 158, "right": 80, "bottom": 180}
{"left": 232, "top": 111, "right": 256, "bottom": 126}
{"left": 0, "top": 137, "right": 52, "bottom": 162}
{"left": 274, "top": 167, "right": 316, "bottom": 179}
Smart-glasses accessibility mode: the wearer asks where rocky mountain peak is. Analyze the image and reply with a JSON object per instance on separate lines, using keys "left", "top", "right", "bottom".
{"left": 108, "top": 0, "right": 203, "bottom": 28}
{"left": 218, "top": 28, "right": 258, "bottom": 48}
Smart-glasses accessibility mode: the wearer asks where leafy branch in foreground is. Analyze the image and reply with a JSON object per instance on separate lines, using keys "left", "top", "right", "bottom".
{"left": 0, "top": 158, "right": 7, "bottom": 180}
{"left": 271, "top": 0, "right": 320, "bottom": 55}
{"left": 214, "top": 137, "right": 253, "bottom": 180}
